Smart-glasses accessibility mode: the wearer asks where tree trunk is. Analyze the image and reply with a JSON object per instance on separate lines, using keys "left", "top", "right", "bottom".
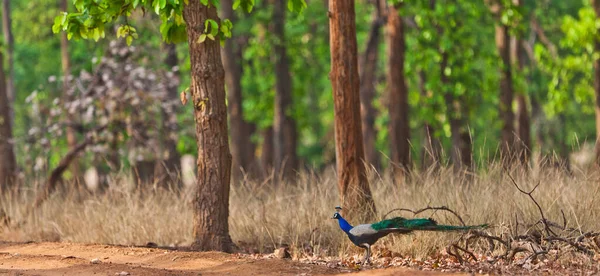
{"left": 386, "top": 4, "right": 410, "bottom": 181}
{"left": 329, "top": 0, "right": 376, "bottom": 220}
{"left": 154, "top": 42, "right": 182, "bottom": 190}
{"left": 0, "top": 50, "right": 15, "bottom": 191}
{"left": 493, "top": 4, "right": 515, "bottom": 163}
{"left": 510, "top": 11, "right": 531, "bottom": 167}
{"left": 418, "top": 71, "right": 442, "bottom": 170}
{"left": 59, "top": 0, "right": 82, "bottom": 186}
{"left": 1, "top": 0, "right": 14, "bottom": 120}
{"left": 272, "top": 0, "right": 298, "bottom": 181}
{"left": 221, "top": 0, "right": 257, "bottom": 183}
{"left": 182, "top": 2, "right": 234, "bottom": 252}
{"left": 441, "top": 53, "right": 472, "bottom": 171}
{"left": 594, "top": 0, "right": 600, "bottom": 166}
{"left": 359, "top": 0, "right": 383, "bottom": 171}
{"left": 261, "top": 126, "right": 274, "bottom": 178}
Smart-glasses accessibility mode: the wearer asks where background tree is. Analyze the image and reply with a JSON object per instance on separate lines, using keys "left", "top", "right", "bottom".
{"left": 1, "top": 0, "right": 14, "bottom": 120}
{"left": 272, "top": 0, "right": 298, "bottom": 181}
{"left": 386, "top": 1, "right": 410, "bottom": 181}
{"left": 221, "top": 0, "right": 257, "bottom": 183}
{"left": 0, "top": 48, "right": 15, "bottom": 191}
{"left": 488, "top": 0, "right": 516, "bottom": 163}
{"left": 329, "top": 0, "right": 376, "bottom": 220}
{"left": 359, "top": 0, "right": 384, "bottom": 170}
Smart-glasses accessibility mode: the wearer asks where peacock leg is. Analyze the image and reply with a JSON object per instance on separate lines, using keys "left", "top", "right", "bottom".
{"left": 361, "top": 245, "right": 371, "bottom": 265}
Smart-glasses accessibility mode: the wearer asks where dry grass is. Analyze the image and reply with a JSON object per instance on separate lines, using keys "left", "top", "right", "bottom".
{"left": 1, "top": 164, "right": 600, "bottom": 261}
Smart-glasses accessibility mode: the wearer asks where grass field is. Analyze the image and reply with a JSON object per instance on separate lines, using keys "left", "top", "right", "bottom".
{"left": 1, "top": 164, "right": 599, "bottom": 265}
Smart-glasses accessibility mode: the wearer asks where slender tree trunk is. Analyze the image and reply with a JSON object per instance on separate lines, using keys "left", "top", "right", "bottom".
{"left": 386, "top": 3, "right": 410, "bottom": 181}
{"left": 154, "top": 42, "right": 182, "bottom": 189}
{"left": 0, "top": 50, "right": 15, "bottom": 191}
{"left": 272, "top": 0, "right": 298, "bottom": 181}
{"left": 492, "top": 3, "right": 515, "bottom": 163}
{"left": 510, "top": 11, "right": 531, "bottom": 167}
{"left": 418, "top": 71, "right": 442, "bottom": 169}
{"left": 59, "top": 0, "right": 82, "bottom": 186}
{"left": 441, "top": 53, "right": 472, "bottom": 171}
{"left": 594, "top": 0, "right": 600, "bottom": 166}
{"left": 221, "top": 0, "right": 257, "bottom": 183}
{"left": 182, "top": 2, "right": 234, "bottom": 252}
{"left": 261, "top": 126, "right": 274, "bottom": 178}
{"left": 1, "top": 0, "right": 14, "bottom": 121}
{"left": 329, "top": 0, "right": 376, "bottom": 220}
{"left": 359, "top": 0, "right": 383, "bottom": 171}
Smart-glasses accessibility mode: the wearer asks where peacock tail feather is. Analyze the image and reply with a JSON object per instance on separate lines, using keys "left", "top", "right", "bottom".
{"left": 371, "top": 217, "right": 488, "bottom": 231}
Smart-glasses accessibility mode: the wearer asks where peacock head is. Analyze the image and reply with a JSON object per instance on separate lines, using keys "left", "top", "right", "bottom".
{"left": 332, "top": 206, "right": 343, "bottom": 219}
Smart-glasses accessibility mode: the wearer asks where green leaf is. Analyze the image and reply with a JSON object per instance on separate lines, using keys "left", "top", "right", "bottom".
{"left": 126, "top": 35, "right": 133, "bottom": 46}
{"left": 198, "top": 34, "right": 207, "bottom": 43}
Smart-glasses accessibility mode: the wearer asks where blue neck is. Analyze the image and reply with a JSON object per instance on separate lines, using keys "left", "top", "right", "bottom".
{"left": 337, "top": 215, "right": 353, "bottom": 233}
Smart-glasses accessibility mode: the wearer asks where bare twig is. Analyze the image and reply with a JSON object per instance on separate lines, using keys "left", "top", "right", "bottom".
{"left": 505, "top": 172, "right": 555, "bottom": 236}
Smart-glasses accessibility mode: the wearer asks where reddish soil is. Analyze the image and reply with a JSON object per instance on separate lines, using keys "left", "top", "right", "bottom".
{"left": 0, "top": 242, "right": 461, "bottom": 276}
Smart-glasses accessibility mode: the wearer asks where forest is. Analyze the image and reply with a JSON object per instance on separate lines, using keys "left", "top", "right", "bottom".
{"left": 0, "top": 0, "right": 600, "bottom": 274}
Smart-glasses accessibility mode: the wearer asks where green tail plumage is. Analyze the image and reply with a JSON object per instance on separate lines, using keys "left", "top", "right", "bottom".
{"left": 371, "top": 217, "right": 488, "bottom": 232}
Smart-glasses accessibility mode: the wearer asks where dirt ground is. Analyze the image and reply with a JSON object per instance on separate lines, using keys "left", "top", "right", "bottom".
{"left": 0, "top": 242, "right": 462, "bottom": 276}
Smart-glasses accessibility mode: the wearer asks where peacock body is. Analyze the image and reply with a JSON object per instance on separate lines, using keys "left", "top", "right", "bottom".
{"left": 332, "top": 209, "right": 488, "bottom": 264}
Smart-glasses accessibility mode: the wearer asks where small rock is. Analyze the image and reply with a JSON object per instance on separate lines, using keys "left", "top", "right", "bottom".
{"left": 274, "top": 247, "right": 291, "bottom": 259}
{"left": 90, "top": 258, "right": 101, "bottom": 264}
{"left": 115, "top": 271, "right": 130, "bottom": 276}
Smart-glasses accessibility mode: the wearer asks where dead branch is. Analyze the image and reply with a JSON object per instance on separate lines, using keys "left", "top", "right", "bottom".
{"left": 505, "top": 172, "right": 555, "bottom": 236}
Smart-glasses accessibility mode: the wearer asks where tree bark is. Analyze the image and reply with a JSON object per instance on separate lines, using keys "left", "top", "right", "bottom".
{"left": 0, "top": 49, "right": 16, "bottom": 191}
{"left": 594, "top": 0, "right": 600, "bottom": 166}
{"left": 329, "top": 0, "right": 376, "bottom": 220}
{"left": 492, "top": 3, "right": 515, "bottom": 163}
{"left": 154, "top": 42, "right": 182, "bottom": 189}
{"left": 59, "top": 0, "right": 82, "bottom": 186}
{"left": 386, "top": 4, "right": 410, "bottom": 181}
{"left": 182, "top": 2, "right": 234, "bottom": 252}
{"left": 272, "top": 0, "right": 298, "bottom": 181}
{"left": 359, "top": 0, "right": 383, "bottom": 171}
{"left": 221, "top": 0, "right": 257, "bottom": 183}
{"left": 1, "top": 0, "right": 14, "bottom": 120}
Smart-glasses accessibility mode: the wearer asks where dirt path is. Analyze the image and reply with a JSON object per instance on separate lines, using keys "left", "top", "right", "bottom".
{"left": 0, "top": 242, "right": 461, "bottom": 276}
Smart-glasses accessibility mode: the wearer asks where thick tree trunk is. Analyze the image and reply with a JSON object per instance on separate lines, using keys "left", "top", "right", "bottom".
{"left": 272, "top": 0, "right": 298, "bottom": 181}
{"left": 418, "top": 71, "right": 442, "bottom": 169}
{"left": 329, "top": 0, "right": 376, "bottom": 220}
{"left": 1, "top": 0, "right": 14, "bottom": 119}
{"left": 0, "top": 50, "right": 16, "bottom": 191}
{"left": 221, "top": 0, "right": 257, "bottom": 183}
{"left": 358, "top": 0, "right": 383, "bottom": 171}
{"left": 59, "top": 0, "right": 82, "bottom": 186}
{"left": 261, "top": 126, "right": 274, "bottom": 178}
{"left": 386, "top": 4, "right": 410, "bottom": 181}
{"left": 594, "top": 0, "right": 600, "bottom": 166}
{"left": 182, "top": 2, "right": 234, "bottom": 252}
{"left": 493, "top": 4, "right": 515, "bottom": 163}
{"left": 154, "top": 43, "right": 182, "bottom": 189}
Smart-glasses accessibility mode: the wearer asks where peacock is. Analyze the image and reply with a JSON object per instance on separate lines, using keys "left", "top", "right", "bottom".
{"left": 332, "top": 207, "right": 488, "bottom": 264}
